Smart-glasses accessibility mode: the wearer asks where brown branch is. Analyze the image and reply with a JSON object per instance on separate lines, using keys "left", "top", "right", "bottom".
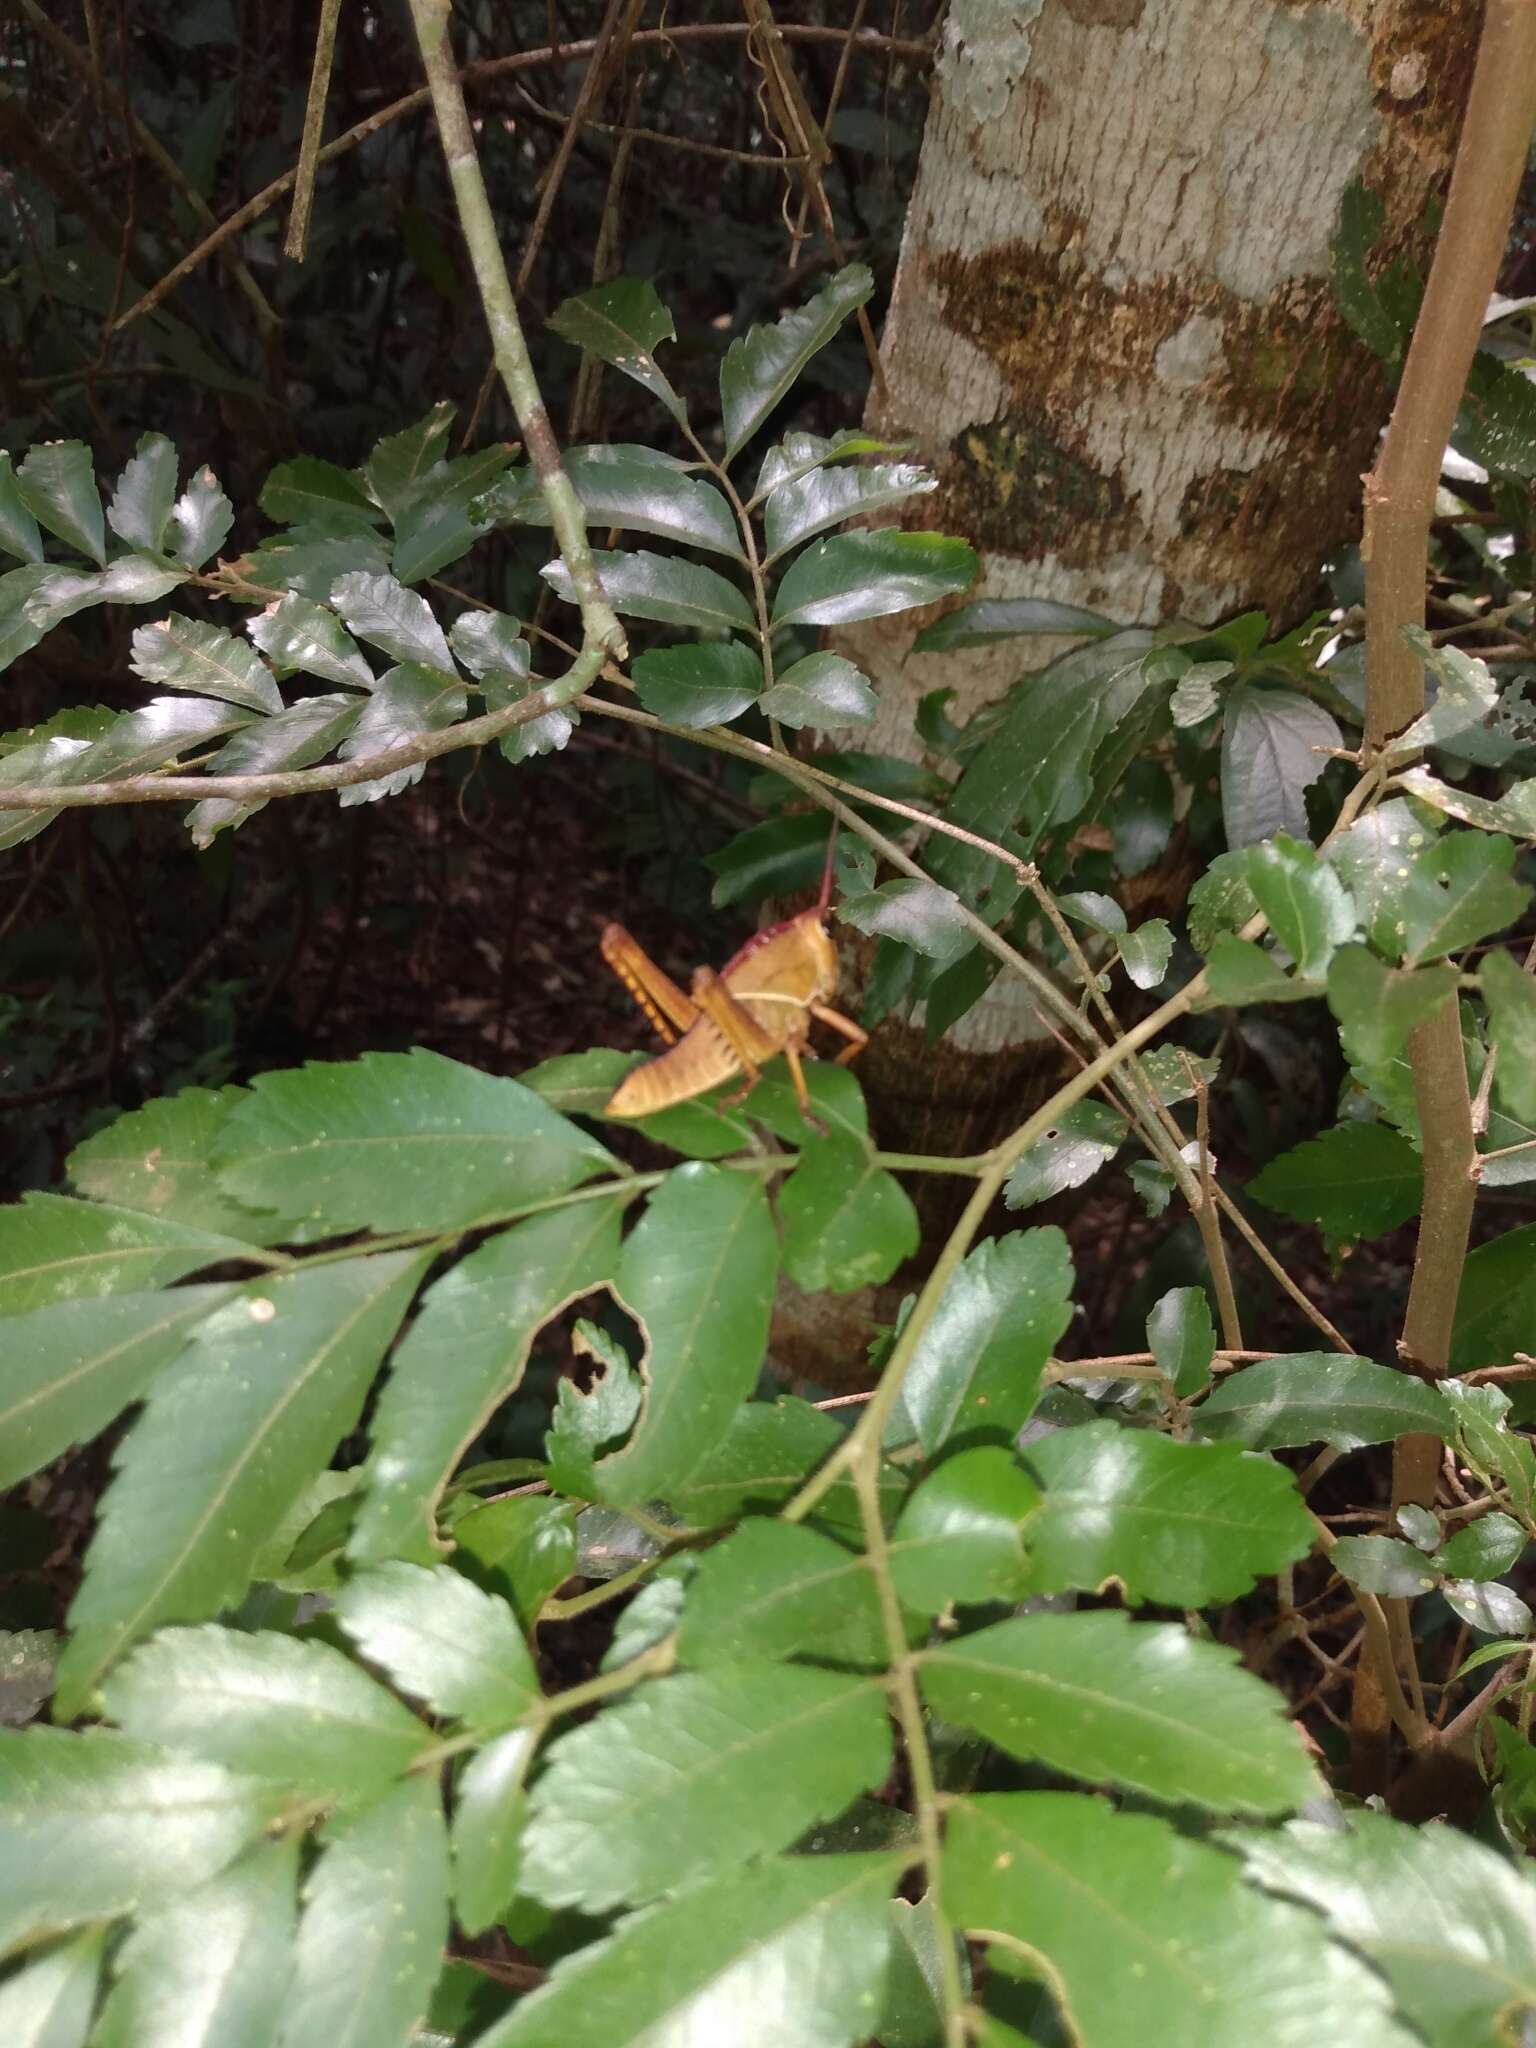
{"left": 284, "top": 0, "right": 345, "bottom": 262}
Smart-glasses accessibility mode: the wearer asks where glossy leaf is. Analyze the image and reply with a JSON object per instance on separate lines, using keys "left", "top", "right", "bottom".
{"left": 1117, "top": 918, "right": 1173, "bottom": 989}
{"left": 1435, "top": 1511, "right": 1526, "bottom": 1582}
{"left": 278, "top": 1775, "right": 448, "bottom": 2048}
{"left": 26, "top": 556, "right": 187, "bottom": 632}
{"left": 1188, "top": 850, "right": 1259, "bottom": 953}
{"left": 520, "top": 1664, "right": 892, "bottom": 1912}
{"left": 333, "top": 660, "right": 466, "bottom": 803}
{"left": 676, "top": 1519, "right": 886, "bottom": 1669}
{"left": 500, "top": 456, "right": 740, "bottom": 558}
{"left": 897, "top": 1231, "right": 1072, "bottom": 1455}
{"left": 1019, "top": 1422, "right": 1312, "bottom": 1605}
{"left": 1483, "top": 950, "right": 1536, "bottom": 1123}
{"left": 65, "top": 697, "right": 251, "bottom": 785}
{"left": 90, "top": 1842, "right": 296, "bottom": 2048}
{"left": 839, "top": 879, "right": 969, "bottom": 965}
{"left": 889, "top": 1448, "right": 1037, "bottom": 1611}
{"left": 1330, "top": 1534, "right": 1438, "bottom": 1597}
{"left": 106, "top": 432, "right": 178, "bottom": 553}
{"left": 250, "top": 529, "right": 390, "bottom": 601}
{"left": 165, "top": 466, "right": 233, "bottom": 569}
{"left": 54, "top": 1250, "right": 428, "bottom": 1716}
{"left": 453, "top": 1726, "right": 537, "bottom": 1936}
{"left": 66, "top": 1085, "right": 289, "bottom": 1242}
{"left": 328, "top": 570, "right": 453, "bottom": 673}
{"left": 260, "top": 455, "right": 380, "bottom": 531}
{"left": 948, "top": 1795, "right": 1412, "bottom": 2048}
{"left": 923, "top": 1609, "right": 1317, "bottom": 1814}
{"left": 1441, "top": 1380, "right": 1536, "bottom": 1518}
{"left": 1204, "top": 934, "right": 1320, "bottom": 1007}
{"left": 246, "top": 591, "right": 374, "bottom": 690}
{"left": 544, "top": 1331, "right": 643, "bottom": 1499}
{"left": 1326, "top": 946, "right": 1458, "bottom": 1070}
{"left": 543, "top": 548, "right": 753, "bottom": 632}
{"left": 15, "top": 443, "right": 104, "bottom": 564}
{"left": 1004, "top": 1103, "right": 1125, "bottom": 1211}
{"left": 0, "top": 1726, "right": 282, "bottom": 1956}
{"left": 1196, "top": 1354, "right": 1449, "bottom": 1452}
{"left": 453, "top": 1495, "right": 578, "bottom": 1631}
{"left": 472, "top": 1852, "right": 900, "bottom": 2048}
{"left": 100, "top": 1624, "right": 430, "bottom": 1802}
{"left": 1147, "top": 1286, "right": 1215, "bottom": 1396}
{"left": 1323, "top": 801, "right": 1438, "bottom": 940}
{"left": 779, "top": 1137, "right": 918, "bottom": 1294}
{"left": 350, "top": 1196, "right": 623, "bottom": 1562}
{"left": 1442, "top": 1578, "right": 1533, "bottom": 1637}
{"left": 707, "top": 811, "right": 831, "bottom": 907}
{"left": 189, "top": 692, "right": 363, "bottom": 845}
{"left": 1220, "top": 683, "right": 1340, "bottom": 847}
{"left": 362, "top": 403, "right": 455, "bottom": 524}
{"left": 772, "top": 531, "right": 976, "bottom": 629}
{"left": 0, "top": 1926, "right": 103, "bottom": 2046}
{"left": 1453, "top": 1226, "right": 1536, "bottom": 1369}
{"left": 548, "top": 278, "right": 686, "bottom": 422}
{"left": 1242, "top": 836, "right": 1354, "bottom": 979}
{"left": 665, "top": 1396, "right": 851, "bottom": 1526}
{"left": 0, "top": 1285, "right": 232, "bottom": 1491}
{"left": 212, "top": 1050, "right": 614, "bottom": 1235}
{"left": 913, "top": 596, "right": 1118, "bottom": 652}
{"left": 630, "top": 639, "right": 761, "bottom": 728}
{"left": 758, "top": 651, "right": 877, "bottom": 729}
{"left": 390, "top": 443, "right": 514, "bottom": 584}
{"left": 1249, "top": 1121, "right": 1423, "bottom": 1244}
{"left": 763, "top": 458, "right": 934, "bottom": 560}
{"left": 598, "top": 1164, "right": 778, "bottom": 1508}
{"left": 335, "top": 1562, "right": 537, "bottom": 1732}
{"left": 0, "top": 563, "right": 50, "bottom": 673}
{"left": 720, "top": 265, "right": 873, "bottom": 458}
{"left": 0, "top": 453, "right": 44, "bottom": 563}
{"left": 1387, "top": 833, "right": 1530, "bottom": 966}
{"left": 0, "top": 1194, "right": 254, "bottom": 1317}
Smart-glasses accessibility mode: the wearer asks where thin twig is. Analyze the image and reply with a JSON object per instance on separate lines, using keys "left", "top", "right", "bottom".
{"left": 284, "top": 0, "right": 345, "bottom": 261}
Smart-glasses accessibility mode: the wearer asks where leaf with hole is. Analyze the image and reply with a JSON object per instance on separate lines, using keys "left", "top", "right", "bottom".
{"left": 1330, "top": 1534, "right": 1439, "bottom": 1597}
{"left": 1004, "top": 1103, "right": 1125, "bottom": 1211}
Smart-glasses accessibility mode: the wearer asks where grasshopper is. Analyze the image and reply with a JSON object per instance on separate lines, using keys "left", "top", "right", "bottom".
{"left": 600, "top": 842, "right": 867, "bottom": 1123}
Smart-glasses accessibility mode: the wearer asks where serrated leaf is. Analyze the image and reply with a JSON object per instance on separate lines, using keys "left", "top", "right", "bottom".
{"left": 24, "top": 555, "right": 188, "bottom": 633}
{"left": 897, "top": 1231, "right": 1073, "bottom": 1456}
{"left": 100, "top": 1625, "right": 429, "bottom": 1803}
{"left": 1395, "top": 627, "right": 1501, "bottom": 754}
{"left": 924, "top": 1610, "right": 1317, "bottom": 1814}
{"left": 1221, "top": 683, "right": 1340, "bottom": 847}
{"left": 889, "top": 1447, "right": 1037, "bottom": 1611}
{"left": 1325, "top": 802, "right": 1439, "bottom": 935}
{"left": 1249, "top": 1121, "right": 1423, "bottom": 1244}
{"left": 779, "top": 1137, "right": 918, "bottom": 1294}
{"left": 278, "top": 1774, "right": 448, "bottom": 2048}
{"left": 665, "top": 1396, "right": 850, "bottom": 1526}
{"left": 470, "top": 1852, "right": 900, "bottom": 2048}
{"left": 758, "top": 651, "right": 877, "bottom": 729}
{"left": 335, "top": 1563, "right": 536, "bottom": 1732}
{"left": 912, "top": 596, "right": 1118, "bottom": 652}
{"left": 453, "top": 1726, "right": 537, "bottom": 1936}
{"left": 498, "top": 456, "right": 741, "bottom": 559}
{"left": 0, "top": 1193, "right": 256, "bottom": 1317}
{"left": 165, "top": 466, "right": 232, "bottom": 569}
{"left": 1117, "top": 918, "right": 1173, "bottom": 989}
{"left": 66, "top": 1085, "right": 289, "bottom": 1243}
{"left": 544, "top": 1329, "right": 643, "bottom": 1499}
{"left": 1443, "top": 1578, "right": 1532, "bottom": 1637}
{"left": 54, "top": 1250, "right": 428, "bottom": 1716}
{"left": 1019, "top": 1422, "right": 1312, "bottom": 1605}
{"left": 63, "top": 698, "right": 254, "bottom": 790}
{"left": 1242, "top": 835, "right": 1355, "bottom": 978}
{"left": 542, "top": 548, "right": 754, "bottom": 633}
{"left": 0, "top": 1285, "right": 233, "bottom": 1491}
{"left": 89, "top": 1841, "right": 296, "bottom": 2048}
{"left": 521, "top": 1665, "right": 892, "bottom": 1912}
{"left": 189, "top": 692, "right": 363, "bottom": 845}
{"left": 1003, "top": 1103, "right": 1125, "bottom": 1210}
{"left": 250, "top": 529, "right": 391, "bottom": 602}
{"left": 950, "top": 1795, "right": 1413, "bottom": 2048}
{"left": 548, "top": 278, "right": 685, "bottom": 422}
{"left": 1385, "top": 832, "right": 1530, "bottom": 966}
{"left": 1441, "top": 1380, "right": 1536, "bottom": 1518}
{"left": 128, "top": 617, "right": 281, "bottom": 713}
{"left": 763, "top": 459, "right": 934, "bottom": 561}
{"left": 390, "top": 443, "right": 515, "bottom": 584}
{"left": 596, "top": 1166, "right": 777, "bottom": 1508}
{"left": 1188, "top": 849, "right": 1259, "bottom": 953}
{"left": 1435, "top": 1510, "right": 1526, "bottom": 1582}
{"left": 1330, "top": 1533, "right": 1439, "bottom": 1596}
{"left": 0, "top": 564, "right": 51, "bottom": 675}
{"left": 212, "top": 1050, "right": 613, "bottom": 1235}
{"left": 1147, "top": 1286, "right": 1215, "bottom": 1396}
{"left": 839, "top": 879, "right": 969, "bottom": 965}
{"left": 706, "top": 812, "right": 831, "bottom": 908}
{"left": 675, "top": 1519, "right": 886, "bottom": 1669}
{"left": 329, "top": 570, "right": 453, "bottom": 673}
{"left": 0, "top": 1925, "right": 103, "bottom": 2046}
{"left": 260, "top": 455, "right": 380, "bottom": 531}
{"left": 350, "top": 1197, "right": 623, "bottom": 1563}
{"left": 106, "top": 432, "right": 178, "bottom": 553}
{"left": 0, "top": 1727, "right": 284, "bottom": 1957}
{"left": 0, "top": 454, "right": 44, "bottom": 564}
{"left": 15, "top": 444, "right": 104, "bottom": 565}
{"left": 1483, "top": 950, "right": 1536, "bottom": 1124}
{"left": 363, "top": 403, "right": 455, "bottom": 525}
{"left": 246, "top": 592, "right": 374, "bottom": 690}
{"left": 1196, "top": 1354, "right": 1449, "bottom": 1452}
{"left": 720, "top": 265, "right": 873, "bottom": 458}
{"left": 334, "top": 660, "right": 466, "bottom": 804}
{"left": 1326, "top": 946, "right": 1458, "bottom": 1069}
{"left": 630, "top": 639, "right": 761, "bottom": 728}
{"left": 1204, "top": 933, "right": 1320, "bottom": 1006}
{"left": 772, "top": 531, "right": 976, "bottom": 629}
{"left": 1453, "top": 1225, "right": 1536, "bottom": 1369}
{"left": 455, "top": 1495, "right": 578, "bottom": 1629}
{"left": 1456, "top": 348, "right": 1536, "bottom": 479}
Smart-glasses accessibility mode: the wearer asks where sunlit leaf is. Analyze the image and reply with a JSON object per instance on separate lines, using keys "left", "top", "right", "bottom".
{"left": 453, "top": 1727, "right": 537, "bottom": 1937}
{"left": 1004, "top": 1104, "right": 1125, "bottom": 1211}
{"left": 889, "top": 1447, "right": 1037, "bottom": 1610}
{"left": 0, "top": 1193, "right": 255, "bottom": 1317}
{"left": 335, "top": 1562, "right": 537, "bottom": 1733}
{"left": 0, "top": 1925, "right": 104, "bottom": 2045}
{"left": 675, "top": 1519, "right": 886, "bottom": 1669}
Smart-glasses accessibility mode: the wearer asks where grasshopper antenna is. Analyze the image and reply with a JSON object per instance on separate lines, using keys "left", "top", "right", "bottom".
{"left": 816, "top": 825, "right": 838, "bottom": 918}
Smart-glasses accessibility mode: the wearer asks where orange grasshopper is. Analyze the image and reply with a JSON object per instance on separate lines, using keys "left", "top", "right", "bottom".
{"left": 600, "top": 839, "right": 867, "bottom": 1123}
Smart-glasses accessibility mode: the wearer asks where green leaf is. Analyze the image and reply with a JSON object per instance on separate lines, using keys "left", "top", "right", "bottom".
{"left": 1330, "top": 1534, "right": 1439, "bottom": 1597}
{"left": 1456, "top": 347, "right": 1536, "bottom": 478}
{"left": 0, "top": 1726, "right": 283, "bottom": 1956}
{"left": 0, "top": 1285, "right": 233, "bottom": 1490}
{"left": 334, "top": 660, "right": 466, "bottom": 803}
{"left": 1483, "top": 949, "right": 1536, "bottom": 1124}
{"left": 1387, "top": 832, "right": 1530, "bottom": 966}
{"left": 889, "top": 1448, "right": 1037, "bottom": 1611}
{"left": 1242, "top": 835, "right": 1355, "bottom": 979}
{"left": 277, "top": 1775, "right": 448, "bottom": 2048}
{"left": 0, "top": 568, "right": 50, "bottom": 676}
{"left": 544, "top": 547, "right": 754, "bottom": 633}
{"left": 1220, "top": 684, "right": 1340, "bottom": 847}
{"left": 1395, "top": 627, "right": 1501, "bottom": 754}
{"left": 66, "top": 1085, "right": 288, "bottom": 1242}
{"left": 453, "top": 1726, "right": 537, "bottom": 1936}
{"left": 246, "top": 591, "right": 375, "bottom": 690}
{"left": 350, "top": 1196, "right": 623, "bottom": 1563}
{"left": 1196, "top": 1354, "right": 1449, "bottom": 1452}
{"left": 126, "top": 616, "right": 278, "bottom": 714}
{"left": 471, "top": 1852, "right": 900, "bottom": 2048}
{"left": 1449, "top": 1635, "right": 1528, "bottom": 1682}
{"left": 250, "top": 529, "right": 390, "bottom": 602}
{"left": 67, "top": 697, "right": 252, "bottom": 787}
{"left": 328, "top": 570, "right": 453, "bottom": 673}
{"left": 1170, "top": 659, "right": 1234, "bottom": 727}
{"left": 1326, "top": 946, "right": 1458, "bottom": 1069}
{"left": 1332, "top": 181, "right": 1404, "bottom": 361}
{"left": 707, "top": 812, "right": 831, "bottom": 907}
{"left": 763, "top": 459, "right": 934, "bottom": 561}
{"left": 913, "top": 597, "right": 1117, "bottom": 652}
{"left": 363, "top": 403, "right": 455, "bottom": 525}
{"left": 548, "top": 278, "right": 686, "bottom": 423}
{"left": 1325, "top": 802, "right": 1437, "bottom": 934}
{"left": 25, "top": 556, "right": 188, "bottom": 632}
{"left": 212, "top": 1050, "right": 614, "bottom": 1235}
{"left": 949, "top": 1794, "right": 1412, "bottom": 2048}
{"left": 15, "top": 443, "right": 105, "bottom": 565}
{"left": 0, "top": 453, "right": 44, "bottom": 564}
{"left": 500, "top": 456, "right": 741, "bottom": 559}
{"left": 1454, "top": 1226, "right": 1536, "bottom": 1369}
{"left": 772, "top": 531, "right": 976, "bottom": 629}
{"left": 335, "top": 1562, "right": 537, "bottom": 1732}
{"left": 1188, "top": 850, "right": 1259, "bottom": 953}
{"left": 1435, "top": 1510, "right": 1526, "bottom": 1582}
{"left": 260, "top": 455, "right": 381, "bottom": 531}
{"left": 665, "top": 1396, "right": 852, "bottom": 1527}
{"left": 758, "top": 651, "right": 877, "bottom": 729}
{"left": 1147, "top": 1286, "right": 1215, "bottom": 1396}
{"left": 0, "top": 1927, "right": 103, "bottom": 2046}
{"left": 598, "top": 1164, "right": 778, "bottom": 1509}
{"left": 675, "top": 1520, "right": 886, "bottom": 1669}
{"left": 520, "top": 1665, "right": 892, "bottom": 1912}
{"left": 166, "top": 465, "right": 233, "bottom": 569}
{"left": 1003, "top": 1103, "right": 1125, "bottom": 1211}
{"left": 1442, "top": 1578, "right": 1532, "bottom": 1637}
{"left": 1248, "top": 1121, "right": 1423, "bottom": 1245}
{"left": 106, "top": 433, "right": 178, "bottom": 554}
{"left": 720, "top": 265, "right": 873, "bottom": 458}
{"left": 89, "top": 1842, "right": 296, "bottom": 2048}
{"left": 779, "top": 1137, "right": 918, "bottom": 1294}
{"left": 390, "top": 443, "right": 515, "bottom": 584}
{"left": 1237, "top": 1806, "right": 1536, "bottom": 2047}
{"left": 545, "top": 1328, "right": 643, "bottom": 1498}
{"left": 897, "top": 1231, "right": 1073, "bottom": 1455}
{"left": 1019, "top": 1422, "right": 1312, "bottom": 1605}
{"left": 54, "top": 1250, "right": 428, "bottom": 1716}
{"left": 1117, "top": 918, "right": 1173, "bottom": 989}
{"left": 1204, "top": 933, "right": 1320, "bottom": 1006}
{"left": 0, "top": 1193, "right": 255, "bottom": 1317}
{"left": 99, "top": 1624, "right": 430, "bottom": 1803}
{"left": 189, "top": 692, "right": 363, "bottom": 846}
{"left": 630, "top": 639, "right": 761, "bottom": 728}
{"left": 839, "top": 879, "right": 970, "bottom": 965}
{"left": 1441, "top": 1380, "right": 1536, "bottom": 1518}
{"left": 924, "top": 1609, "right": 1317, "bottom": 1814}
